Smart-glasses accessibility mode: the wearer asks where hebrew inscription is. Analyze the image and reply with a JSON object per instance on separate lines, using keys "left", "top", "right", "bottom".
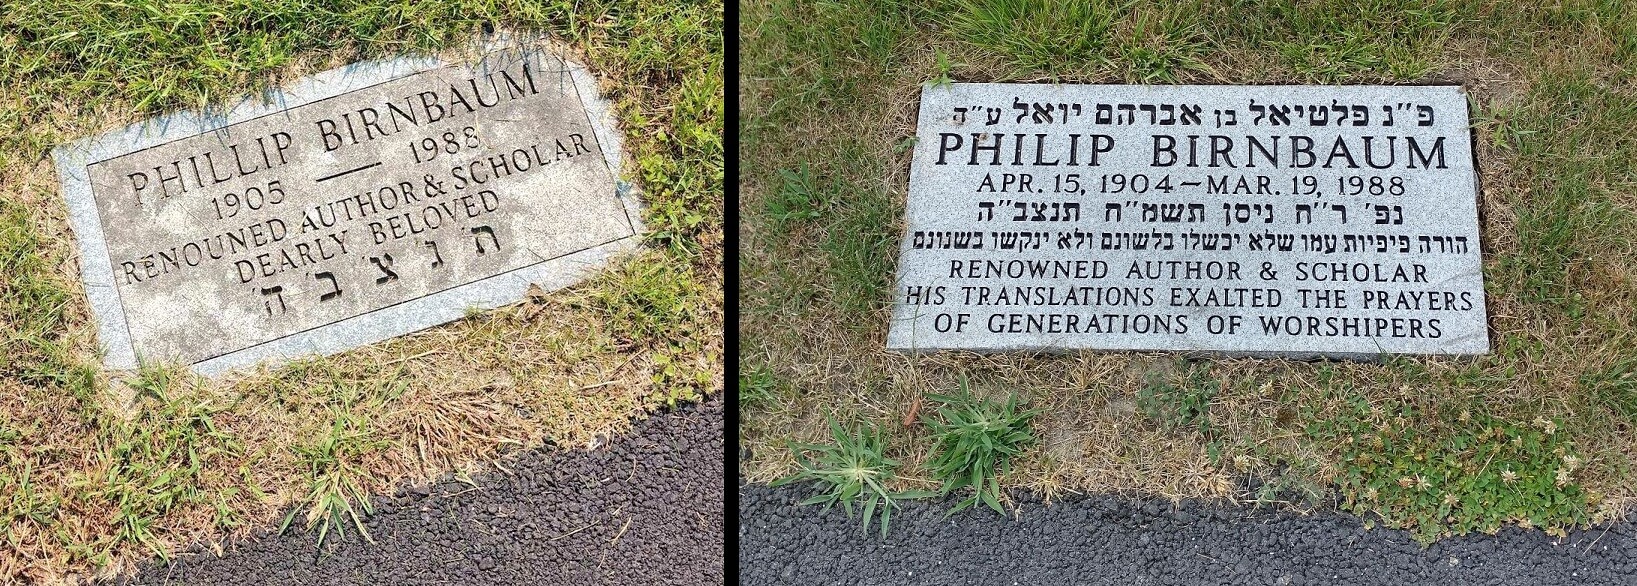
{"left": 888, "top": 84, "right": 1487, "bottom": 356}
{"left": 58, "top": 45, "right": 637, "bottom": 371}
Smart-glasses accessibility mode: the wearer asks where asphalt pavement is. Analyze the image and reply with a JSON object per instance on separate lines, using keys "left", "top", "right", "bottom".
{"left": 112, "top": 396, "right": 724, "bottom": 585}
{"left": 740, "top": 482, "right": 1637, "bottom": 585}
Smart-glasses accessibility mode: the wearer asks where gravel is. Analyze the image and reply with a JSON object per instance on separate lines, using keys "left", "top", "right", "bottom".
{"left": 739, "top": 484, "right": 1637, "bottom": 585}
{"left": 112, "top": 396, "right": 723, "bottom": 585}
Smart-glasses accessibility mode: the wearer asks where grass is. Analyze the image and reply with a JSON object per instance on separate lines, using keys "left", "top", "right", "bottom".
{"left": 765, "top": 163, "right": 829, "bottom": 228}
{"left": 1136, "top": 365, "right": 1218, "bottom": 437}
{"left": 771, "top": 416, "right": 932, "bottom": 538}
{"left": 80, "top": 380, "right": 243, "bottom": 565}
{"left": 275, "top": 371, "right": 402, "bottom": 551}
{"left": 0, "top": 1, "right": 720, "bottom": 583}
{"left": 922, "top": 379, "right": 1040, "bottom": 514}
{"left": 947, "top": 0, "right": 1121, "bottom": 74}
{"left": 738, "top": 363, "right": 779, "bottom": 408}
{"left": 1239, "top": 0, "right": 1461, "bottom": 82}
{"left": 283, "top": 409, "right": 389, "bottom": 551}
{"left": 821, "top": 175, "right": 898, "bottom": 320}
{"left": 742, "top": 0, "right": 1637, "bottom": 543}
{"left": 1309, "top": 397, "right": 1589, "bottom": 540}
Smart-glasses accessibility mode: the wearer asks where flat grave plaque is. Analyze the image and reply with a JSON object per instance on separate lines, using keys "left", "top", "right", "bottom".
{"left": 56, "top": 42, "right": 641, "bottom": 374}
{"left": 888, "top": 84, "right": 1487, "bottom": 357}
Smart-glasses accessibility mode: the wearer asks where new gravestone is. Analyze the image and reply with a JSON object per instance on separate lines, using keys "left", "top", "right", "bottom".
{"left": 55, "top": 39, "right": 642, "bottom": 375}
{"left": 888, "top": 84, "right": 1487, "bottom": 356}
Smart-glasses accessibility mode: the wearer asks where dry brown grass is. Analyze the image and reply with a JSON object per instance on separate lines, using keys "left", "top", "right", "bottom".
{"left": 1, "top": 264, "right": 719, "bottom": 583}
{"left": 741, "top": 0, "right": 1637, "bottom": 539}
{"left": 1, "top": 22, "right": 721, "bottom": 586}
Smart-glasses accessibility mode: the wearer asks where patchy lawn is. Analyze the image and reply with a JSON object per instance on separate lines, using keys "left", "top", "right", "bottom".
{"left": 0, "top": 1, "right": 721, "bottom": 583}
{"left": 740, "top": 0, "right": 1637, "bottom": 542}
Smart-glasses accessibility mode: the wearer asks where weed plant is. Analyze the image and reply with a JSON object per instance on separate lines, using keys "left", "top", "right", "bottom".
{"left": 773, "top": 416, "right": 933, "bottom": 537}
{"left": 1137, "top": 369, "right": 1218, "bottom": 436}
{"left": 923, "top": 378, "right": 1041, "bottom": 514}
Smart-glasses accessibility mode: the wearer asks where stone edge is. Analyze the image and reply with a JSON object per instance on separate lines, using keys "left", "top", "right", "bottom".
{"left": 51, "top": 34, "right": 641, "bottom": 376}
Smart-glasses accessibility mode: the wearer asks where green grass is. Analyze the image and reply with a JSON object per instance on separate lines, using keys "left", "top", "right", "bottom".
{"left": 1309, "top": 397, "right": 1589, "bottom": 540}
{"left": 273, "top": 371, "right": 398, "bottom": 550}
{"left": 1581, "top": 357, "right": 1637, "bottom": 425}
{"left": 581, "top": 251, "right": 705, "bottom": 345}
{"left": 738, "top": 363, "right": 779, "bottom": 407}
{"left": 284, "top": 409, "right": 389, "bottom": 550}
{"left": 1491, "top": 67, "right": 1637, "bottom": 321}
{"left": 0, "top": 419, "right": 61, "bottom": 559}
{"left": 1228, "top": 0, "right": 1462, "bottom": 82}
{"left": 765, "top": 163, "right": 829, "bottom": 228}
{"left": 1137, "top": 366, "right": 1219, "bottom": 437}
{"left": 0, "top": 196, "right": 86, "bottom": 391}
{"left": 946, "top": 0, "right": 1220, "bottom": 82}
{"left": 631, "top": 52, "right": 724, "bottom": 257}
{"left": 947, "top": 0, "right": 1121, "bottom": 74}
{"left": 923, "top": 379, "right": 1041, "bottom": 514}
{"left": 821, "top": 179, "right": 898, "bottom": 321}
{"left": 0, "top": 0, "right": 720, "bottom": 581}
{"left": 577, "top": 251, "right": 715, "bottom": 408}
{"left": 945, "top": 0, "right": 1460, "bottom": 83}
{"left": 1505, "top": 173, "right": 1598, "bottom": 315}
{"left": 743, "top": 0, "right": 1637, "bottom": 544}
{"left": 84, "top": 384, "right": 243, "bottom": 564}
{"left": 1110, "top": 5, "right": 1208, "bottom": 83}
{"left": 772, "top": 416, "right": 933, "bottom": 538}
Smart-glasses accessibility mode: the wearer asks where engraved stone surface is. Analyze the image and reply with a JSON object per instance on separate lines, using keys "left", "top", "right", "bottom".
{"left": 56, "top": 40, "right": 640, "bottom": 374}
{"left": 887, "top": 83, "right": 1487, "bottom": 357}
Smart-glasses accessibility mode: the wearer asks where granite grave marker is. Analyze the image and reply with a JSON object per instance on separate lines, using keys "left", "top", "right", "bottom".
{"left": 56, "top": 40, "right": 641, "bottom": 374}
{"left": 888, "top": 84, "right": 1487, "bottom": 356}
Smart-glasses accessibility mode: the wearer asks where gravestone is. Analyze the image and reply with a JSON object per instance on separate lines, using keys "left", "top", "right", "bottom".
{"left": 55, "top": 39, "right": 641, "bottom": 375}
{"left": 888, "top": 84, "right": 1487, "bottom": 357}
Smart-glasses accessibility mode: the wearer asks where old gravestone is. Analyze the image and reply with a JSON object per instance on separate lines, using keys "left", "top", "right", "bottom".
{"left": 55, "top": 40, "right": 641, "bottom": 375}
{"left": 888, "top": 84, "right": 1487, "bottom": 357}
